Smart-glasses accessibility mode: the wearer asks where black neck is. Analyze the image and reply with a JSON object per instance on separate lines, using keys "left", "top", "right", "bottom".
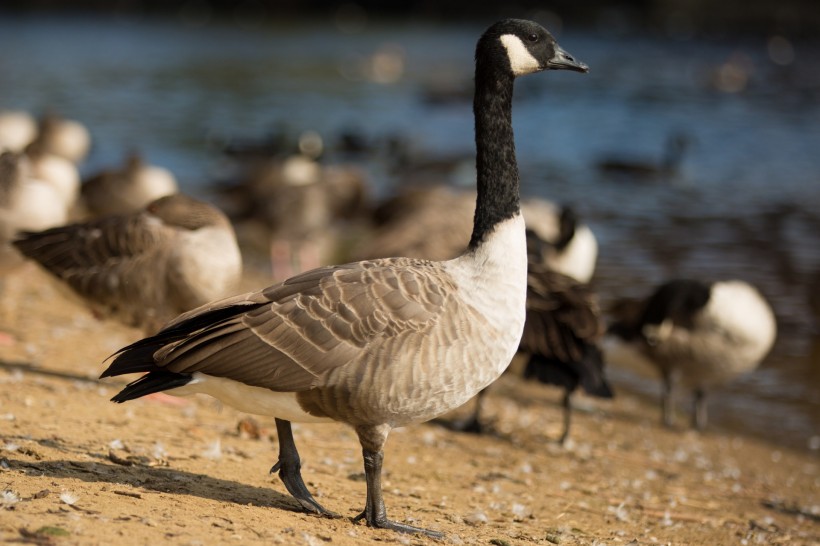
{"left": 468, "top": 62, "right": 521, "bottom": 250}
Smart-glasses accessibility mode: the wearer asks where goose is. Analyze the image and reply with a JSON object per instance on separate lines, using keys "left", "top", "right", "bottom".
{"left": 596, "top": 132, "right": 690, "bottom": 181}
{"left": 99, "top": 19, "right": 588, "bottom": 536}
{"left": 216, "top": 148, "right": 370, "bottom": 280}
{"left": 13, "top": 193, "right": 242, "bottom": 333}
{"left": 0, "top": 110, "right": 38, "bottom": 153}
{"left": 81, "top": 153, "right": 179, "bottom": 217}
{"left": 352, "top": 185, "right": 476, "bottom": 262}
{"left": 521, "top": 199, "right": 597, "bottom": 283}
{"left": 355, "top": 188, "right": 597, "bottom": 283}
{"left": 604, "top": 278, "right": 776, "bottom": 429}
{"left": 33, "top": 113, "right": 92, "bottom": 165}
{"left": 0, "top": 151, "right": 68, "bottom": 243}
{"left": 25, "top": 140, "right": 81, "bottom": 210}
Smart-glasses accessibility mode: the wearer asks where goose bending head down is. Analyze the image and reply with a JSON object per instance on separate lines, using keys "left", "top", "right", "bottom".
{"left": 605, "top": 279, "right": 776, "bottom": 429}
{"left": 100, "top": 19, "right": 587, "bottom": 537}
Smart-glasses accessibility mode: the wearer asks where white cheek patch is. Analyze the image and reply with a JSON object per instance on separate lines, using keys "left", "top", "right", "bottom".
{"left": 500, "top": 34, "right": 541, "bottom": 76}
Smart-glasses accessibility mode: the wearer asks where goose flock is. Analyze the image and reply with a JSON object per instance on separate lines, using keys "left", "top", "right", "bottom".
{"left": 0, "top": 18, "right": 785, "bottom": 538}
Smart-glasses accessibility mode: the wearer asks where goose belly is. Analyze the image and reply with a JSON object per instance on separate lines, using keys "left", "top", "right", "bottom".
{"left": 169, "top": 373, "right": 333, "bottom": 423}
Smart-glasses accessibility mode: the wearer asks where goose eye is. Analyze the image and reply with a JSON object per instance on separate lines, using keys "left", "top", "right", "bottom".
{"left": 527, "top": 33, "right": 539, "bottom": 43}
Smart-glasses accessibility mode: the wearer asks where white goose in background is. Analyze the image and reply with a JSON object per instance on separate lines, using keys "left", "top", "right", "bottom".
{"left": 605, "top": 278, "right": 776, "bottom": 429}
{"left": 13, "top": 193, "right": 242, "bottom": 334}
{"left": 24, "top": 140, "right": 81, "bottom": 210}
{"left": 0, "top": 110, "right": 38, "bottom": 153}
{"left": 33, "top": 113, "right": 92, "bottom": 165}
{"left": 0, "top": 151, "right": 68, "bottom": 244}
{"left": 99, "top": 19, "right": 588, "bottom": 537}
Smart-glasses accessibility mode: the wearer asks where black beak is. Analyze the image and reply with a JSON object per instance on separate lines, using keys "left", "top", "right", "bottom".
{"left": 546, "top": 45, "right": 589, "bottom": 73}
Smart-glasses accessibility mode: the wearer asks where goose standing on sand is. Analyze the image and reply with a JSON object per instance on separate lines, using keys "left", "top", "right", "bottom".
{"left": 605, "top": 279, "right": 776, "bottom": 429}
{"left": 13, "top": 194, "right": 242, "bottom": 333}
{"left": 99, "top": 19, "right": 588, "bottom": 536}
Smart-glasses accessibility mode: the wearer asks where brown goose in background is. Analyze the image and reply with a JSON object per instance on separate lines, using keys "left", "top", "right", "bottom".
{"left": 81, "top": 153, "right": 179, "bottom": 217}
{"left": 352, "top": 184, "right": 475, "bottom": 261}
{"left": 99, "top": 19, "right": 588, "bottom": 537}
{"left": 355, "top": 187, "right": 598, "bottom": 283}
{"left": 13, "top": 193, "right": 242, "bottom": 333}
{"left": 604, "top": 279, "right": 776, "bottom": 429}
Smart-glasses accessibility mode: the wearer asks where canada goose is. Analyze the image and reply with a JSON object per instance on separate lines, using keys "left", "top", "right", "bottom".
{"left": 99, "top": 20, "right": 587, "bottom": 536}
{"left": 216, "top": 149, "right": 370, "bottom": 279}
{"left": 81, "top": 153, "right": 179, "bottom": 217}
{"left": 521, "top": 199, "right": 598, "bottom": 283}
{"left": 33, "top": 113, "right": 92, "bottom": 165}
{"left": 596, "top": 133, "right": 690, "bottom": 181}
{"left": 0, "top": 151, "right": 68, "bottom": 242}
{"left": 0, "top": 110, "right": 38, "bottom": 153}
{"left": 605, "top": 279, "right": 776, "bottom": 429}
{"left": 13, "top": 193, "right": 241, "bottom": 333}
{"left": 25, "top": 141, "right": 81, "bottom": 210}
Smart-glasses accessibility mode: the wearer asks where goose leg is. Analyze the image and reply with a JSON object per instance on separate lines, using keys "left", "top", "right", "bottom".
{"left": 352, "top": 425, "right": 443, "bottom": 538}
{"left": 661, "top": 370, "right": 675, "bottom": 428}
{"left": 692, "top": 388, "right": 708, "bottom": 430}
{"left": 558, "top": 390, "right": 572, "bottom": 445}
{"left": 453, "top": 388, "right": 488, "bottom": 433}
{"left": 270, "top": 418, "right": 338, "bottom": 518}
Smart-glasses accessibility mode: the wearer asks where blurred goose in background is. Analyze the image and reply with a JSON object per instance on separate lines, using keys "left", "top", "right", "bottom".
{"left": 97, "top": 19, "right": 588, "bottom": 536}
{"left": 355, "top": 188, "right": 597, "bottom": 283}
{"left": 13, "top": 193, "right": 241, "bottom": 333}
{"left": 32, "top": 112, "right": 92, "bottom": 165}
{"left": 0, "top": 151, "right": 68, "bottom": 245}
{"left": 24, "top": 140, "right": 81, "bottom": 210}
{"left": 596, "top": 132, "right": 690, "bottom": 181}
{"left": 605, "top": 278, "right": 776, "bottom": 429}
{"left": 0, "top": 110, "right": 38, "bottom": 153}
{"left": 352, "top": 185, "right": 475, "bottom": 262}
{"left": 521, "top": 199, "right": 597, "bottom": 283}
{"left": 81, "top": 153, "right": 179, "bottom": 217}
{"left": 215, "top": 145, "right": 370, "bottom": 280}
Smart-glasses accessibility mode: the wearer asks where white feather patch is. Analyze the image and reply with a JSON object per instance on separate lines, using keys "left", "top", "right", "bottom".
{"left": 499, "top": 34, "right": 541, "bottom": 76}
{"left": 169, "top": 373, "right": 333, "bottom": 423}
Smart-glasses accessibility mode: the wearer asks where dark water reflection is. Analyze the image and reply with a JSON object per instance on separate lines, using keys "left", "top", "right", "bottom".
{"left": 1, "top": 14, "right": 818, "bottom": 451}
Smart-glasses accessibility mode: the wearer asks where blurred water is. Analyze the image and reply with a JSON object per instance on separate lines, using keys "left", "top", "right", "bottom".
{"left": 1, "top": 14, "right": 818, "bottom": 451}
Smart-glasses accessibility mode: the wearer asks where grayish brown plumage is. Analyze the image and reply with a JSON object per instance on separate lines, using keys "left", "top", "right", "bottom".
{"left": 13, "top": 193, "right": 242, "bottom": 332}
{"left": 100, "top": 19, "right": 588, "bottom": 537}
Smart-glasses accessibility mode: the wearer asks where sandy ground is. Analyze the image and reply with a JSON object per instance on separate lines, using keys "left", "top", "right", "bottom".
{"left": 0, "top": 263, "right": 818, "bottom": 546}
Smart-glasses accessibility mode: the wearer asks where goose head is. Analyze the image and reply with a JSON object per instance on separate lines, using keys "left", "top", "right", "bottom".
{"left": 478, "top": 19, "right": 588, "bottom": 77}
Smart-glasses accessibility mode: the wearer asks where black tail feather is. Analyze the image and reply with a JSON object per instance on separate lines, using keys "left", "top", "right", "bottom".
{"left": 110, "top": 371, "right": 193, "bottom": 403}
{"left": 100, "top": 302, "right": 264, "bottom": 379}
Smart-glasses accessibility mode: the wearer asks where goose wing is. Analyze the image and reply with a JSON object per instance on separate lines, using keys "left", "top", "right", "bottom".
{"left": 13, "top": 210, "right": 175, "bottom": 321}
{"left": 104, "top": 257, "right": 451, "bottom": 392}
{"left": 519, "top": 265, "right": 602, "bottom": 363}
